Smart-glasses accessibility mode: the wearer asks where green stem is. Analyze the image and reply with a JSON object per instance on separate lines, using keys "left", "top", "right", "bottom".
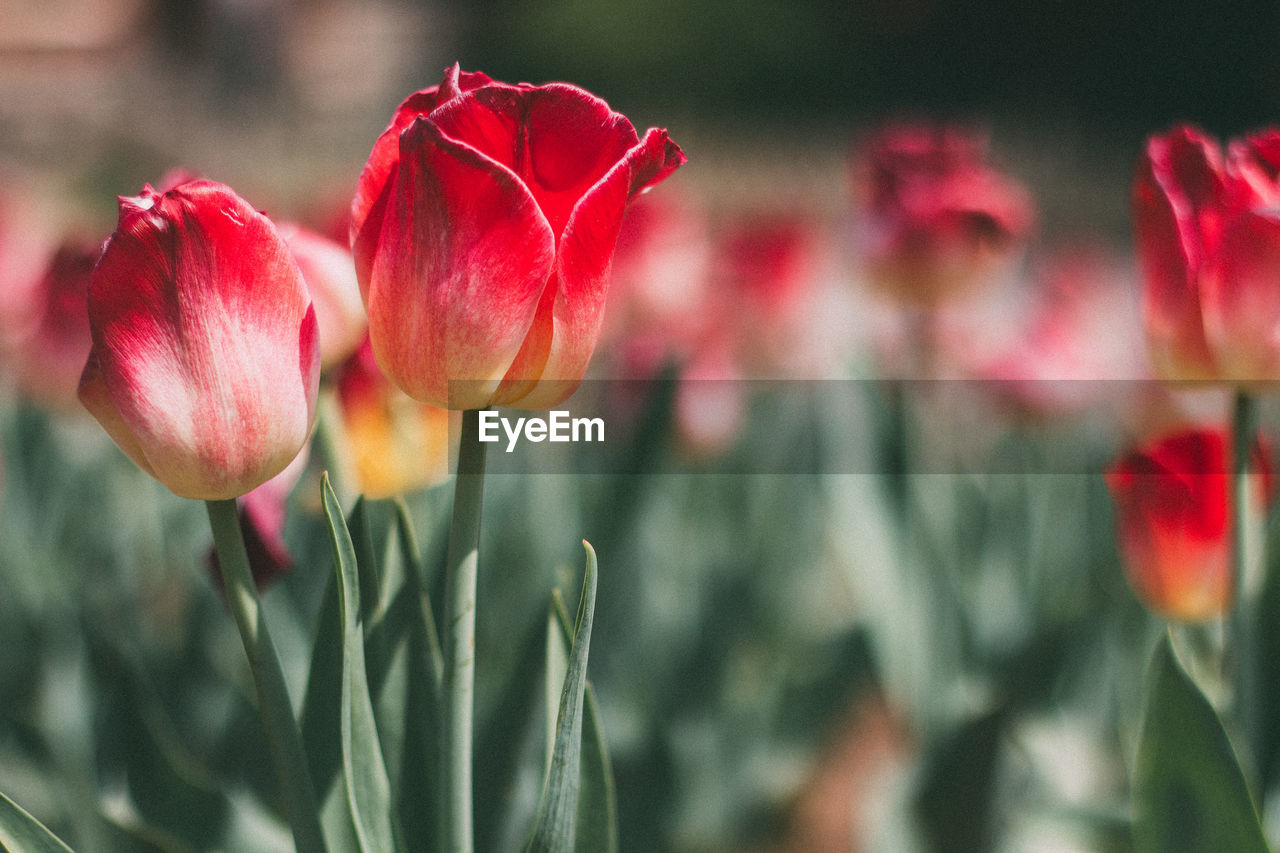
{"left": 441, "top": 408, "right": 488, "bottom": 853}
{"left": 206, "top": 499, "right": 326, "bottom": 853}
{"left": 1231, "top": 390, "right": 1260, "bottom": 779}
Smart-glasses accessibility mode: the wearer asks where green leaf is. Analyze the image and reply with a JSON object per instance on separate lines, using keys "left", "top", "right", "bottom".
{"left": 321, "top": 476, "right": 402, "bottom": 853}
{"left": 546, "top": 592, "right": 617, "bottom": 853}
{"left": 347, "top": 497, "right": 383, "bottom": 625}
{"left": 545, "top": 592, "right": 570, "bottom": 773}
{"left": 85, "top": 634, "right": 229, "bottom": 849}
{"left": 526, "top": 542, "right": 608, "bottom": 853}
{"left": 96, "top": 810, "right": 193, "bottom": 853}
{"left": 299, "top": 508, "right": 351, "bottom": 847}
{"left": 394, "top": 498, "right": 444, "bottom": 694}
{"left": 363, "top": 499, "right": 443, "bottom": 853}
{"left": 0, "top": 791, "right": 75, "bottom": 852}
{"left": 1132, "top": 634, "right": 1269, "bottom": 853}
{"left": 574, "top": 684, "right": 617, "bottom": 853}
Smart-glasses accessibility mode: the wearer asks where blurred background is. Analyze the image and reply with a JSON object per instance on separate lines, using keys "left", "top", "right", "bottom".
{"left": 6, "top": 0, "right": 1279, "bottom": 235}
{"left": 2, "top": 1, "right": 1279, "bottom": 852}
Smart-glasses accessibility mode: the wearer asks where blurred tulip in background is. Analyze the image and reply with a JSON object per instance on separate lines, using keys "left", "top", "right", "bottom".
{"left": 851, "top": 122, "right": 1034, "bottom": 307}
{"left": 1135, "top": 124, "right": 1280, "bottom": 384}
{"left": 1105, "top": 427, "right": 1273, "bottom": 622}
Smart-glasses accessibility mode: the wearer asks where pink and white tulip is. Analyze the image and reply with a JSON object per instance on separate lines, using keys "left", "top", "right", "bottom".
{"left": 79, "top": 180, "right": 320, "bottom": 500}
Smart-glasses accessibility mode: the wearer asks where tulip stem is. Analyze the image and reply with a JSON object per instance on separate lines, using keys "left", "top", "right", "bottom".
{"left": 1230, "top": 390, "right": 1260, "bottom": 781}
{"left": 441, "top": 408, "right": 488, "bottom": 853}
{"left": 206, "top": 499, "right": 326, "bottom": 853}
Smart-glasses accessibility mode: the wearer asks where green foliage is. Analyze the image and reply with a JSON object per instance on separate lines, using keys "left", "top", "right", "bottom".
{"left": 1132, "top": 635, "right": 1269, "bottom": 853}
{"left": 526, "top": 542, "right": 608, "bottom": 853}
{"left": 319, "top": 481, "right": 402, "bottom": 852}
{"left": 0, "top": 791, "right": 74, "bottom": 852}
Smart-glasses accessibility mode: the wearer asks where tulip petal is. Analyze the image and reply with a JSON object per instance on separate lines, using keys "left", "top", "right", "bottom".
{"left": 427, "top": 84, "right": 641, "bottom": 238}
{"left": 88, "top": 181, "right": 320, "bottom": 499}
{"left": 368, "top": 118, "right": 555, "bottom": 409}
{"left": 278, "top": 223, "right": 367, "bottom": 369}
{"left": 496, "top": 129, "right": 685, "bottom": 409}
{"left": 350, "top": 67, "right": 493, "bottom": 291}
{"left": 1135, "top": 131, "right": 1221, "bottom": 380}
{"left": 1228, "top": 130, "right": 1280, "bottom": 198}
{"left": 78, "top": 348, "right": 157, "bottom": 479}
{"left": 1202, "top": 208, "right": 1280, "bottom": 382}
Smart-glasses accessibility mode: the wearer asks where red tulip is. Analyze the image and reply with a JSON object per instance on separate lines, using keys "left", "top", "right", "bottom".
{"left": 707, "top": 213, "right": 821, "bottom": 376}
{"left": 351, "top": 63, "right": 686, "bottom": 410}
{"left": 1105, "top": 427, "right": 1273, "bottom": 622}
{"left": 852, "top": 123, "right": 1034, "bottom": 305}
{"left": 78, "top": 180, "right": 320, "bottom": 500}
{"left": 1134, "top": 125, "right": 1280, "bottom": 383}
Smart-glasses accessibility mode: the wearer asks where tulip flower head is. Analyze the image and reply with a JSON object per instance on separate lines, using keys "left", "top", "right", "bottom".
{"left": 351, "top": 63, "right": 687, "bottom": 410}
{"left": 970, "top": 247, "right": 1148, "bottom": 416}
{"left": 852, "top": 123, "right": 1034, "bottom": 306}
{"left": 1105, "top": 427, "right": 1273, "bottom": 622}
{"left": 79, "top": 180, "right": 320, "bottom": 500}
{"left": 1135, "top": 124, "right": 1280, "bottom": 384}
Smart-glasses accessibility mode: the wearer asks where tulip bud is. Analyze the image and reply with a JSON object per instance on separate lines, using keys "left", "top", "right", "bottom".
{"left": 79, "top": 180, "right": 320, "bottom": 500}
{"left": 351, "top": 63, "right": 686, "bottom": 410}
{"left": 1105, "top": 428, "right": 1273, "bottom": 622}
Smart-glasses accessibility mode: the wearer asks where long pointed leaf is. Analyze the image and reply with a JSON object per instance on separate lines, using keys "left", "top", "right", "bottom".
{"left": 321, "top": 476, "right": 402, "bottom": 853}
{"left": 526, "top": 542, "right": 600, "bottom": 853}
{"left": 574, "top": 684, "right": 617, "bottom": 853}
{"left": 0, "top": 791, "right": 74, "bottom": 852}
{"left": 545, "top": 593, "right": 570, "bottom": 774}
{"left": 546, "top": 588, "right": 617, "bottom": 853}
{"left": 300, "top": 500, "right": 366, "bottom": 849}
{"left": 1133, "top": 633, "right": 1268, "bottom": 853}
{"left": 347, "top": 497, "right": 383, "bottom": 625}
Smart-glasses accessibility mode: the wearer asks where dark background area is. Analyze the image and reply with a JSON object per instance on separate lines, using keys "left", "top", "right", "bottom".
{"left": 454, "top": 0, "right": 1280, "bottom": 135}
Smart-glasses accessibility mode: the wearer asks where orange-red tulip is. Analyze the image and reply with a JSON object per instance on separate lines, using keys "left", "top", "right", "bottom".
{"left": 1105, "top": 427, "right": 1273, "bottom": 622}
